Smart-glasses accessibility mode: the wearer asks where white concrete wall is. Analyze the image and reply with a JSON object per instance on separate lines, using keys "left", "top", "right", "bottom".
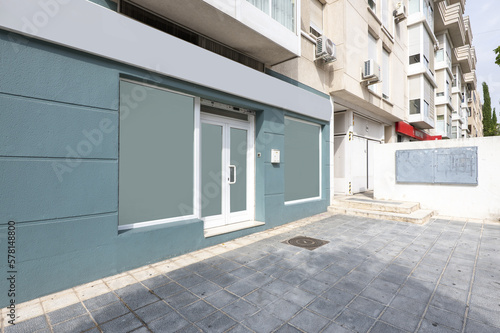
{"left": 374, "top": 137, "right": 500, "bottom": 220}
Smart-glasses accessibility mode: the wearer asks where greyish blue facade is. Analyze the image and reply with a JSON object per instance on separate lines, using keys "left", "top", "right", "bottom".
{"left": 0, "top": 0, "right": 332, "bottom": 306}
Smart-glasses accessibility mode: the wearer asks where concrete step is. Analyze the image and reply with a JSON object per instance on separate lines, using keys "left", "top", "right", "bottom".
{"left": 328, "top": 206, "right": 435, "bottom": 225}
{"left": 331, "top": 197, "right": 420, "bottom": 214}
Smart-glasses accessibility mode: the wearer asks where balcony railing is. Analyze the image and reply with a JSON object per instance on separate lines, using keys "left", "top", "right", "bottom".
{"left": 435, "top": 2, "right": 466, "bottom": 47}
{"left": 456, "top": 45, "right": 473, "bottom": 74}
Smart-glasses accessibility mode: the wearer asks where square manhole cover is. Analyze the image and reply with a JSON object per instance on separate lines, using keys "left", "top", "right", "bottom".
{"left": 283, "top": 236, "right": 329, "bottom": 251}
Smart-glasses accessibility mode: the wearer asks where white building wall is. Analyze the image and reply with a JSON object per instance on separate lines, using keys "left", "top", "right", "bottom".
{"left": 374, "top": 137, "right": 500, "bottom": 220}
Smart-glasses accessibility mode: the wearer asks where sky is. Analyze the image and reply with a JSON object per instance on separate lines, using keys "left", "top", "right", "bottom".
{"left": 465, "top": 1, "right": 500, "bottom": 119}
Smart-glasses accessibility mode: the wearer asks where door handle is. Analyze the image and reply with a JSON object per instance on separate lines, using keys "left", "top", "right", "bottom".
{"left": 229, "top": 165, "right": 236, "bottom": 184}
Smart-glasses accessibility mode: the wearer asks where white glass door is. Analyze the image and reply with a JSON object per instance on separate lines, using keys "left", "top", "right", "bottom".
{"left": 201, "top": 113, "right": 254, "bottom": 229}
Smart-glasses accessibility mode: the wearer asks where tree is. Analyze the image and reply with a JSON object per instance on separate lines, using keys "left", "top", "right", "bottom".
{"left": 482, "top": 82, "right": 494, "bottom": 136}
{"left": 493, "top": 108, "right": 499, "bottom": 136}
{"left": 495, "top": 46, "right": 500, "bottom": 67}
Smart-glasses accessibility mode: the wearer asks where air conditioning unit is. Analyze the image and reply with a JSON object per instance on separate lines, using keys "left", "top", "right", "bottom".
{"left": 363, "top": 59, "right": 381, "bottom": 83}
{"left": 316, "top": 36, "right": 337, "bottom": 63}
{"left": 393, "top": 2, "right": 407, "bottom": 22}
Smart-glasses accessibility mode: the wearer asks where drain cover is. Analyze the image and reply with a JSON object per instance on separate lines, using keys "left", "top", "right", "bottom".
{"left": 283, "top": 236, "right": 329, "bottom": 251}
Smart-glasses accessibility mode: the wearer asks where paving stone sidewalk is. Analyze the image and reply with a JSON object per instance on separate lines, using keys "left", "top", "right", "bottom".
{"left": 2, "top": 214, "right": 500, "bottom": 333}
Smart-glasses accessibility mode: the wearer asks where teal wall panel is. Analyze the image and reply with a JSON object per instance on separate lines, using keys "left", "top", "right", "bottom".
{"left": 0, "top": 30, "right": 331, "bottom": 306}
{"left": 0, "top": 159, "right": 117, "bottom": 223}
{"left": 0, "top": 31, "right": 119, "bottom": 110}
{"left": 0, "top": 94, "right": 118, "bottom": 158}
{"left": 12, "top": 214, "right": 117, "bottom": 262}
{"left": 265, "top": 163, "right": 285, "bottom": 195}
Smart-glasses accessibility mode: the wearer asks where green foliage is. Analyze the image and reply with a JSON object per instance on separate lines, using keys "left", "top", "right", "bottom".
{"left": 482, "top": 82, "right": 493, "bottom": 136}
{"left": 495, "top": 46, "right": 500, "bottom": 67}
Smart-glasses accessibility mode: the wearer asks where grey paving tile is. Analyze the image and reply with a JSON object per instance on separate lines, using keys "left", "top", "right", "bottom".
{"left": 244, "top": 288, "right": 277, "bottom": 307}
{"left": 360, "top": 285, "right": 395, "bottom": 305}
{"left": 225, "top": 279, "right": 258, "bottom": 297}
{"left": 90, "top": 301, "right": 130, "bottom": 324}
{"left": 226, "top": 324, "right": 253, "bottom": 332}
{"left": 243, "top": 271, "right": 275, "bottom": 287}
{"left": 404, "top": 277, "right": 437, "bottom": 293}
{"left": 48, "top": 302, "right": 86, "bottom": 325}
{"left": 134, "top": 300, "right": 172, "bottom": 323}
{"left": 154, "top": 282, "right": 187, "bottom": 299}
{"left": 430, "top": 292, "right": 467, "bottom": 316}
{"left": 197, "top": 267, "right": 225, "bottom": 280}
{"left": 4, "top": 315, "right": 48, "bottom": 333}
{"left": 298, "top": 277, "right": 331, "bottom": 295}
{"left": 369, "top": 278, "right": 401, "bottom": 294}
{"left": 377, "top": 270, "right": 408, "bottom": 285}
{"left": 470, "top": 292, "right": 500, "bottom": 310}
{"left": 468, "top": 304, "right": 500, "bottom": 328}
{"left": 116, "top": 283, "right": 160, "bottom": 309}
{"left": 263, "top": 298, "right": 301, "bottom": 322}
{"left": 334, "top": 308, "right": 375, "bottom": 333}
{"left": 261, "top": 279, "right": 294, "bottom": 296}
{"left": 464, "top": 319, "right": 500, "bottom": 333}
{"left": 83, "top": 292, "right": 120, "bottom": 311}
{"left": 321, "top": 322, "right": 352, "bottom": 333}
{"left": 274, "top": 323, "right": 303, "bottom": 333}
{"left": 348, "top": 296, "right": 386, "bottom": 318}
{"left": 52, "top": 314, "right": 96, "bottom": 333}
{"left": 229, "top": 266, "right": 256, "bottom": 279}
{"left": 176, "top": 274, "right": 206, "bottom": 289}
{"left": 164, "top": 290, "right": 199, "bottom": 309}
{"left": 370, "top": 321, "right": 409, "bottom": 333}
{"left": 390, "top": 294, "right": 427, "bottom": 317}
{"left": 322, "top": 287, "right": 356, "bottom": 306}
{"left": 204, "top": 290, "right": 239, "bottom": 309}
{"left": 141, "top": 274, "right": 172, "bottom": 289}
{"left": 178, "top": 300, "right": 217, "bottom": 322}
{"left": 397, "top": 284, "right": 433, "bottom": 305}
{"left": 241, "top": 310, "right": 284, "bottom": 332}
{"left": 306, "top": 297, "right": 344, "bottom": 319}
{"left": 222, "top": 299, "right": 259, "bottom": 321}
{"left": 282, "top": 287, "right": 316, "bottom": 307}
{"left": 380, "top": 306, "right": 421, "bottom": 332}
{"left": 210, "top": 273, "right": 240, "bottom": 288}
{"left": 215, "top": 259, "right": 242, "bottom": 272}
{"left": 195, "top": 311, "right": 237, "bottom": 332}
{"left": 288, "top": 309, "right": 330, "bottom": 333}
{"left": 188, "top": 280, "right": 222, "bottom": 298}
{"left": 417, "top": 319, "right": 460, "bottom": 333}
{"left": 278, "top": 270, "right": 309, "bottom": 286}
{"left": 166, "top": 267, "right": 192, "bottom": 280}
{"left": 100, "top": 313, "right": 142, "bottom": 333}
{"left": 175, "top": 324, "right": 203, "bottom": 333}
{"left": 149, "top": 311, "right": 190, "bottom": 333}
{"left": 424, "top": 305, "right": 464, "bottom": 331}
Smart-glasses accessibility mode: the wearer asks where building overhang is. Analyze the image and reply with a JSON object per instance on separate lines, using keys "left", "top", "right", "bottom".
{"left": 0, "top": 0, "right": 331, "bottom": 121}
{"left": 396, "top": 122, "right": 442, "bottom": 141}
{"left": 434, "top": 2, "right": 466, "bottom": 48}
{"left": 123, "top": 0, "right": 301, "bottom": 65}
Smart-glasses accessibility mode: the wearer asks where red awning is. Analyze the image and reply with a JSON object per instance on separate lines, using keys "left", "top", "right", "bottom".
{"left": 395, "top": 122, "right": 442, "bottom": 141}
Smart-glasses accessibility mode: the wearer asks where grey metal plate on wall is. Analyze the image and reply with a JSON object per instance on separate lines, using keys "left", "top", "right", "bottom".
{"left": 396, "top": 147, "right": 478, "bottom": 185}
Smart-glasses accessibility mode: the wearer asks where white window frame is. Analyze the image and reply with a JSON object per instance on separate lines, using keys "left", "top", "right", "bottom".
{"left": 118, "top": 79, "right": 201, "bottom": 231}
{"left": 284, "top": 116, "right": 322, "bottom": 205}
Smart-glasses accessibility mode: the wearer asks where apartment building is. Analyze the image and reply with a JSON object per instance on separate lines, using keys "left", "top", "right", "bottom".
{"left": 0, "top": 0, "right": 333, "bottom": 305}
{"left": 0, "top": 0, "right": 484, "bottom": 305}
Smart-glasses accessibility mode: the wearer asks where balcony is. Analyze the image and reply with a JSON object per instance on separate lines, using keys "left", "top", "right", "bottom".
{"left": 456, "top": 45, "right": 472, "bottom": 73}
{"left": 434, "top": 2, "right": 466, "bottom": 47}
{"left": 121, "top": 0, "right": 300, "bottom": 65}
{"left": 409, "top": 99, "right": 435, "bottom": 129}
{"left": 464, "top": 70, "right": 477, "bottom": 90}
{"left": 464, "top": 16, "right": 473, "bottom": 45}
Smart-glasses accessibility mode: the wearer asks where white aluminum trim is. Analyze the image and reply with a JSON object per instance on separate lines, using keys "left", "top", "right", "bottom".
{"left": 0, "top": 0, "right": 330, "bottom": 121}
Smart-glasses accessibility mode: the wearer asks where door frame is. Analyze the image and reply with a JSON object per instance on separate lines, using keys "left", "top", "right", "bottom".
{"left": 199, "top": 112, "right": 255, "bottom": 229}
